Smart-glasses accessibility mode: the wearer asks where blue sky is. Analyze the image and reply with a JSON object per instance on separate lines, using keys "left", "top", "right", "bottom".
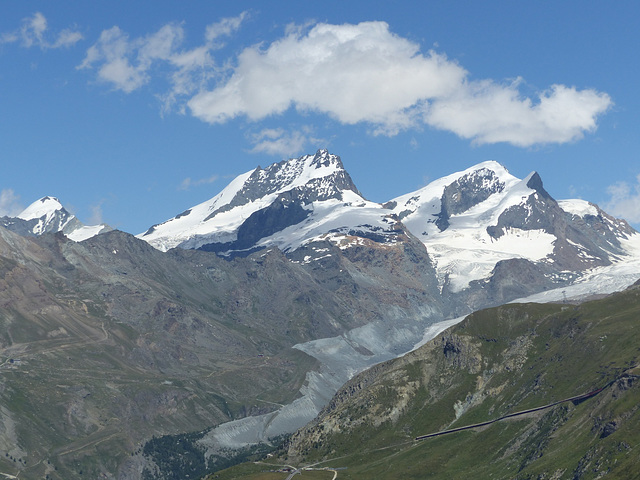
{"left": 1, "top": 1, "right": 639, "bottom": 233}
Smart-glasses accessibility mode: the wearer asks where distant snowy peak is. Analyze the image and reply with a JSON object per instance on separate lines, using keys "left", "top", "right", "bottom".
{"left": 137, "top": 151, "right": 637, "bottom": 294}
{"left": 2, "top": 196, "right": 110, "bottom": 241}
{"left": 388, "top": 161, "right": 524, "bottom": 235}
{"left": 381, "top": 161, "right": 638, "bottom": 292}
{"left": 16, "top": 196, "right": 73, "bottom": 234}
{"left": 17, "top": 196, "right": 64, "bottom": 221}
{"left": 217, "top": 149, "right": 360, "bottom": 214}
{"left": 139, "top": 149, "right": 366, "bottom": 252}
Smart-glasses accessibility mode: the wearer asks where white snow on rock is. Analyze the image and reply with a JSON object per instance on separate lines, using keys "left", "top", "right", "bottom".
{"left": 138, "top": 149, "right": 365, "bottom": 252}
{"left": 558, "top": 199, "right": 599, "bottom": 218}
{"left": 17, "top": 196, "right": 72, "bottom": 235}
{"left": 14, "top": 196, "right": 108, "bottom": 241}
{"left": 66, "top": 224, "right": 108, "bottom": 242}
{"left": 17, "top": 196, "right": 65, "bottom": 221}
{"left": 513, "top": 232, "right": 640, "bottom": 304}
{"left": 138, "top": 169, "right": 257, "bottom": 251}
{"left": 138, "top": 152, "right": 639, "bottom": 295}
{"left": 389, "top": 166, "right": 555, "bottom": 291}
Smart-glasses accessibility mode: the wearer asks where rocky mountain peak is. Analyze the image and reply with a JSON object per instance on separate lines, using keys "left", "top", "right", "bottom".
{"left": 436, "top": 165, "right": 509, "bottom": 231}
{"left": 220, "top": 149, "right": 359, "bottom": 213}
{"left": 524, "top": 171, "right": 552, "bottom": 200}
{"left": 139, "top": 150, "right": 369, "bottom": 252}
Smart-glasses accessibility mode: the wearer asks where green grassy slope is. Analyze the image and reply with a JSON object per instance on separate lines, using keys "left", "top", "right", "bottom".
{"left": 261, "top": 282, "right": 640, "bottom": 479}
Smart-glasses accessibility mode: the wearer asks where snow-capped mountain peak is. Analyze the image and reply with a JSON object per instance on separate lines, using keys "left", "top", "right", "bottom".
{"left": 139, "top": 149, "right": 364, "bottom": 252}
{"left": 217, "top": 149, "right": 360, "bottom": 212}
{"left": 2, "top": 196, "right": 110, "bottom": 241}
{"left": 16, "top": 196, "right": 74, "bottom": 235}
{"left": 17, "top": 196, "right": 65, "bottom": 222}
{"left": 386, "top": 161, "right": 522, "bottom": 235}
{"left": 137, "top": 151, "right": 637, "bottom": 301}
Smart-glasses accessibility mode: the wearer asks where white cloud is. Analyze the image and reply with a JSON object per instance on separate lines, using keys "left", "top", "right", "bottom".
{"left": 249, "top": 127, "right": 322, "bottom": 157}
{"left": 426, "top": 80, "right": 611, "bottom": 146}
{"left": 205, "top": 11, "right": 249, "bottom": 43}
{"left": 188, "top": 21, "right": 611, "bottom": 146}
{"left": 79, "top": 12, "right": 247, "bottom": 103}
{"left": 78, "top": 25, "right": 174, "bottom": 93}
{"left": 603, "top": 174, "right": 640, "bottom": 224}
{"left": 178, "top": 174, "right": 219, "bottom": 191}
{"left": 0, "top": 189, "right": 25, "bottom": 217}
{"left": 188, "top": 22, "right": 465, "bottom": 133}
{"left": 1, "top": 12, "right": 83, "bottom": 49}
{"left": 78, "top": 18, "right": 611, "bottom": 149}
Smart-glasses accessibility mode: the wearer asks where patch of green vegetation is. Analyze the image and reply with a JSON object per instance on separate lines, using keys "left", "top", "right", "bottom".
{"left": 266, "top": 285, "right": 640, "bottom": 479}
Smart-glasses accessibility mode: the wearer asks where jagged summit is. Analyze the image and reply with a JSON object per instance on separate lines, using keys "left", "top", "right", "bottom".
{"left": 225, "top": 149, "right": 361, "bottom": 209}
{"left": 139, "top": 149, "right": 369, "bottom": 252}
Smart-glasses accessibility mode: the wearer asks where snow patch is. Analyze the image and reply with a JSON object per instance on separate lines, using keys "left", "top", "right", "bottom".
{"left": 558, "top": 199, "right": 598, "bottom": 217}
{"left": 66, "top": 224, "right": 107, "bottom": 242}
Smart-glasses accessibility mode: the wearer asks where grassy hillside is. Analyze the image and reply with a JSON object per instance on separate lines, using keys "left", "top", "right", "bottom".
{"left": 216, "top": 282, "right": 640, "bottom": 479}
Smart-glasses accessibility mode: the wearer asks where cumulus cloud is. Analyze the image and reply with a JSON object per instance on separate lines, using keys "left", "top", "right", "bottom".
{"left": 1, "top": 12, "right": 82, "bottom": 49}
{"left": 79, "top": 18, "right": 611, "bottom": 150}
{"left": 603, "top": 174, "right": 640, "bottom": 224}
{"left": 178, "top": 174, "right": 219, "bottom": 191}
{"left": 248, "top": 126, "right": 322, "bottom": 157}
{"left": 0, "top": 189, "right": 25, "bottom": 217}
{"left": 188, "top": 21, "right": 611, "bottom": 146}
{"left": 79, "top": 12, "right": 247, "bottom": 102}
{"left": 188, "top": 22, "right": 465, "bottom": 134}
{"left": 426, "top": 80, "right": 612, "bottom": 146}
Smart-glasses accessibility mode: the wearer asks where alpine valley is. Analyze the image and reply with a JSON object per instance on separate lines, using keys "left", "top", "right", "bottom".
{"left": 0, "top": 150, "right": 639, "bottom": 479}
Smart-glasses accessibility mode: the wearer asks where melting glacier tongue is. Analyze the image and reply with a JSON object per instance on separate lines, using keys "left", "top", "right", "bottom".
{"left": 197, "top": 315, "right": 448, "bottom": 456}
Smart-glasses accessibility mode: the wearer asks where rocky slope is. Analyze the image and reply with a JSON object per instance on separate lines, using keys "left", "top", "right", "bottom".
{"left": 0, "top": 221, "right": 449, "bottom": 479}
{"left": 273, "top": 281, "right": 640, "bottom": 479}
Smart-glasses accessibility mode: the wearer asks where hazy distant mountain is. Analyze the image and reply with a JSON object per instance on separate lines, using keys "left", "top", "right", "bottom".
{"left": 0, "top": 196, "right": 111, "bottom": 241}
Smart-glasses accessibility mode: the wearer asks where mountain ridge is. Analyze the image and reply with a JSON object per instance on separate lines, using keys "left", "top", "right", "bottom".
{"left": 1, "top": 150, "right": 639, "bottom": 479}
{"left": 134, "top": 149, "right": 638, "bottom": 299}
